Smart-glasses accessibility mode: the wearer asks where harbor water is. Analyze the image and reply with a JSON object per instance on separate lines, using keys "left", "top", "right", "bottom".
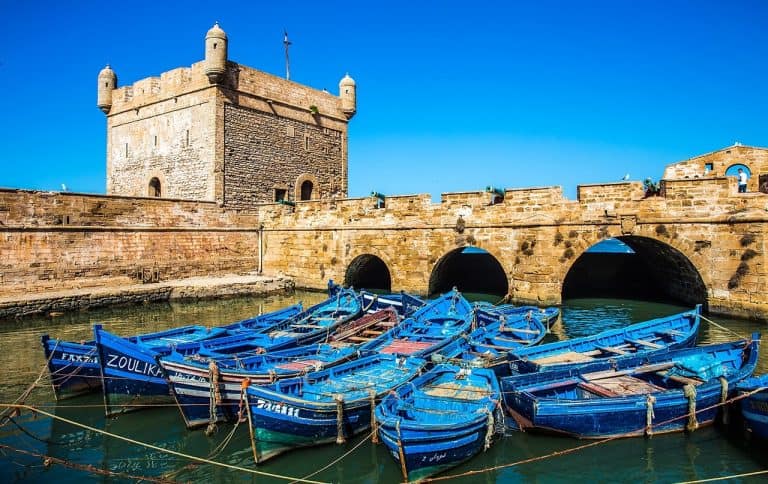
{"left": 0, "top": 292, "right": 766, "bottom": 483}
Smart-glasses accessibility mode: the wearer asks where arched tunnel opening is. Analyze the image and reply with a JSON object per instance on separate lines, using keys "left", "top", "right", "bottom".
{"left": 428, "top": 246, "right": 509, "bottom": 299}
{"left": 344, "top": 254, "right": 392, "bottom": 292}
{"left": 562, "top": 237, "right": 707, "bottom": 308}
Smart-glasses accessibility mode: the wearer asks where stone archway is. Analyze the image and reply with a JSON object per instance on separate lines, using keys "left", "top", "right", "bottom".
{"left": 562, "top": 236, "right": 707, "bottom": 308}
{"left": 344, "top": 254, "right": 392, "bottom": 292}
{"left": 428, "top": 246, "right": 508, "bottom": 298}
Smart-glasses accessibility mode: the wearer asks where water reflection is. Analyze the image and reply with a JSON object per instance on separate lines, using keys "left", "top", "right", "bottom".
{"left": 0, "top": 295, "right": 766, "bottom": 483}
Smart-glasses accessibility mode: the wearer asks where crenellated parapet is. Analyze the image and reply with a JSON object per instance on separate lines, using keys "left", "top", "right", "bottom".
{"left": 101, "top": 23, "right": 355, "bottom": 206}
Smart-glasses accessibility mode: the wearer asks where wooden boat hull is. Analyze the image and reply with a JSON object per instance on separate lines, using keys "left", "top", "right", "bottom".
{"left": 159, "top": 344, "right": 359, "bottom": 429}
{"left": 508, "top": 305, "right": 702, "bottom": 374}
{"left": 245, "top": 354, "right": 426, "bottom": 463}
{"left": 376, "top": 365, "right": 501, "bottom": 481}
{"left": 39, "top": 305, "right": 302, "bottom": 400}
{"left": 502, "top": 336, "right": 760, "bottom": 439}
{"left": 41, "top": 335, "right": 101, "bottom": 400}
{"left": 736, "top": 374, "right": 768, "bottom": 439}
{"left": 359, "top": 290, "right": 473, "bottom": 358}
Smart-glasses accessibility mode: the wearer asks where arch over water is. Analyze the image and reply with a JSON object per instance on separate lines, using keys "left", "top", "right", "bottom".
{"left": 428, "top": 246, "right": 508, "bottom": 298}
{"left": 562, "top": 236, "right": 707, "bottom": 308}
{"left": 344, "top": 254, "right": 392, "bottom": 292}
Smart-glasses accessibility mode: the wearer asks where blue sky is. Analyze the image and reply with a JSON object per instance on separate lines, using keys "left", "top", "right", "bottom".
{"left": 0, "top": 1, "right": 766, "bottom": 199}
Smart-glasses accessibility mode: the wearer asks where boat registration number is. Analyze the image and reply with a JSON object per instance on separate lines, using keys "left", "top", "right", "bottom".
{"left": 254, "top": 398, "right": 300, "bottom": 418}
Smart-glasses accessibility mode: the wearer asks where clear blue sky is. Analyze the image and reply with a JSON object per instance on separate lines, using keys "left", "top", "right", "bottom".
{"left": 1, "top": 0, "right": 766, "bottom": 200}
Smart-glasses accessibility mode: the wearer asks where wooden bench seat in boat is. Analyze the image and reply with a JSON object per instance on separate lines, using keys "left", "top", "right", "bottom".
{"left": 583, "top": 375, "right": 665, "bottom": 396}
{"left": 626, "top": 338, "right": 663, "bottom": 349}
{"left": 655, "top": 370, "right": 705, "bottom": 386}
{"left": 594, "top": 345, "right": 629, "bottom": 355}
{"left": 501, "top": 327, "right": 541, "bottom": 335}
{"left": 423, "top": 383, "right": 490, "bottom": 400}
{"left": 531, "top": 351, "right": 595, "bottom": 365}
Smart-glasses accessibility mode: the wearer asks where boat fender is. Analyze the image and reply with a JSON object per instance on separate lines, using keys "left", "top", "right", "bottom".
{"left": 645, "top": 394, "right": 656, "bottom": 437}
{"left": 335, "top": 394, "right": 346, "bottom": 444}
{"left": 484, "top": 409, "right": 495, "bottom": 450}
{"left": 719, "top": 377, "right": 729, "bottom": 424}
{"left": 684, "top": 384, "right": 699, "bottom": 432}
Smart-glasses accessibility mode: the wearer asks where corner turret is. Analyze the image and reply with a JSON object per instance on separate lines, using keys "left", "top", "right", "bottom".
{"left": 204, "top": 22, "right": 228, "bottom": 84}
{"left": 339, "top": 73, "right": 356, "bottom": 119}
{"left": 97, "top": 64, "right": 117, "bottom": 114}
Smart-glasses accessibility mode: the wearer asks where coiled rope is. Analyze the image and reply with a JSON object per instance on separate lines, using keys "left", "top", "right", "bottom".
{"left": 683, "top": 384, "right": 698, "bottom": 432}
{"left": 369, "top": 389, "right": 379, "bottom": 444}
{"left": 335, "top": 394, "right": 346, "bottom": 444}
{"left": 718, "top": 377, "right": 729, "bottom": 424}
{"left": 645, "top": 394, "right": 656, "bottom": 437}
{"left": 205, "top": 361, "right": 221, "bottom": 436}
{"left": 0, "top": 403, "right": 326, "bottom": 483}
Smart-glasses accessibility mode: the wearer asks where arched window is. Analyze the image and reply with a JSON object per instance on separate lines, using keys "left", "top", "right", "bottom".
{"left": 148, "top": 177, "right": 161, "bottom": 197}
{"left": 300, "top": 180, "right": 313, "bottom": 201}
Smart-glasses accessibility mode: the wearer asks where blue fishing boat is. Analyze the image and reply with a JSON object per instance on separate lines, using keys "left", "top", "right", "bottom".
{"left": 507, "top": 305, "right": 701, "bottom": 374}
{"left": 159, "top": 308, "right": 400, "bottom": 429}
{"left": 245, "top": 353, "right": 426, "bottom": 463}
{"left": 95, "top": 289, "right": 361, "bottom": 416}
{"left": 359, "top": 289, "right": 473, "bottom": 358}
{"left": 328, "top": 280, "right": 426, "bottom": 317}
{"left": 41, "top": 336, "right": 102, "bottom": 400}
{"left": 159, "top": 343, "right": 360, "bottom": 429}
{"left": 735, "top": 374, "right": 768, "bottom": 440}
{"left": 441, "top": 305, "right": 550, "bottom": 375}
{"left": 39, "top": 303, "right": 302, "bottom": 400}
{"left": 502, "top": 334, "right": 760, "bottom": 438}
{"left": 375, "top": 365, "right": 502, "bottom": 482}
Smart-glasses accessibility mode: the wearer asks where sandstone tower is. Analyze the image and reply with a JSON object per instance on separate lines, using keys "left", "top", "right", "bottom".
{"left": 100, "top": 24, "right": 355, "bottom": 207}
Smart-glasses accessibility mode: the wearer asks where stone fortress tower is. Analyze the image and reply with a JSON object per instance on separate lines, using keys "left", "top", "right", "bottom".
{"left": 99, "top": 23, "right": 356, "bottom": 208}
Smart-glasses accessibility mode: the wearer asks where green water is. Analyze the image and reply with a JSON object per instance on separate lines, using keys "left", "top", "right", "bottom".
{"left": 0, "top": 294, "right": 766, "bottom": 483}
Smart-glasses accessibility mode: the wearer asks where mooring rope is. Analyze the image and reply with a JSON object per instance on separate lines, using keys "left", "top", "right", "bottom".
{"left": 1, "top": 340, "right": 59, "bottom": 423}
{"left": 0, "top": 443, "right": 176, "bottom": 483}
{"left": 683, "top": 384, "right": 698, "bottom": 432}
{"left": 293, "top": 431, "right": 374, "bottom": 484}
{"left": 697, "top": 314, "right": 744, "bottom": 339}
{"left": 335, "top": 394, "right": 346, "bottom": 444}
{"left": 0, "top": 403, "right": 327, "bottom": 484}
{"left": 674, "top": 469, "right": 768, "bottom": 483}
{"left": 718, "top": 377, "right": 729, "bottom": 425}
{"left": 422, "top": 385, "right": 767, "bottom": 482}
{"left": 369, "top": 389, "right": 379, "bottom": 444}
{"left": 645, "top": 394, "right": 656, "bottom": 437}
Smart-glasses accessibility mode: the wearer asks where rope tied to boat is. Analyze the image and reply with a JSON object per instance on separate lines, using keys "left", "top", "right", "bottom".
{"left": 362, "top": 295, "right": 376, "bottom": 313}
{"left": 209, "top": 361, "right": 222, "bottom": 406}
{"left": 269, "top": 369, "right": 277, "bottom": 383}
{"left": 205, "top": 361, "right": 222, "bottom": 436}
{"left": 396, "top": 418, "right": 408, "bottom": 480}
{"left": 369, "top": 389, "right": 379, "bottom": 444}
{"left": 645, "top": 394, "right": 656, "bottom": 437}
{"left": 484, "top": 409, "right": 495, "bottom": 451}
{"left": 683, "top": 384, "right": 698, "bottom": 432}
{"left": 718, "top": 377, "right": 729, "bottom": 425}
{"left": 335, "top": 394, "right": 346, "bottom": 444}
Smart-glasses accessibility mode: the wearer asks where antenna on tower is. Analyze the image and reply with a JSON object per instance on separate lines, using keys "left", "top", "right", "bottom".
{"left": 283, "top": 29, "right": 291, "bottom": 80}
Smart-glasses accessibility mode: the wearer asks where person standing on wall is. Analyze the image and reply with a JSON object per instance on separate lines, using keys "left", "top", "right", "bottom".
{"left": 737, "top": 168, "right": 748, "bottom": 193}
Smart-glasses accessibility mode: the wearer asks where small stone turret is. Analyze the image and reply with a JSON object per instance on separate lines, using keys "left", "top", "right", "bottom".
{"left": 339, "top": 73, "right": 356, "bottom": 119}
{"left": 97, "top": 64, "right": 117, "bottom": 114}
{"left": 204, "top": 22, "right": 228, "bottom": 84}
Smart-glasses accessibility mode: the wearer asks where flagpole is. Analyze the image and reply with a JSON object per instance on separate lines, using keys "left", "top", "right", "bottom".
{"left": 283, "top": 30, "right": 291, "bottom": 80}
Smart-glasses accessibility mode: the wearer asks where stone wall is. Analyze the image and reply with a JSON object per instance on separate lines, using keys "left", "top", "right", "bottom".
{"left": 105, "top": 60, "right": 350, "bottom": 206}
{"left": 223, "top": 103, "right": 346, "bottom": 207}
{"left": 2, "top": 169, "right": 768, "bottom": 320}
{"left": 663, "top": 145, "right": 768, "bottom": 192}
{"left": 0, "top": 189, "right": 260, "bottom": 296}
